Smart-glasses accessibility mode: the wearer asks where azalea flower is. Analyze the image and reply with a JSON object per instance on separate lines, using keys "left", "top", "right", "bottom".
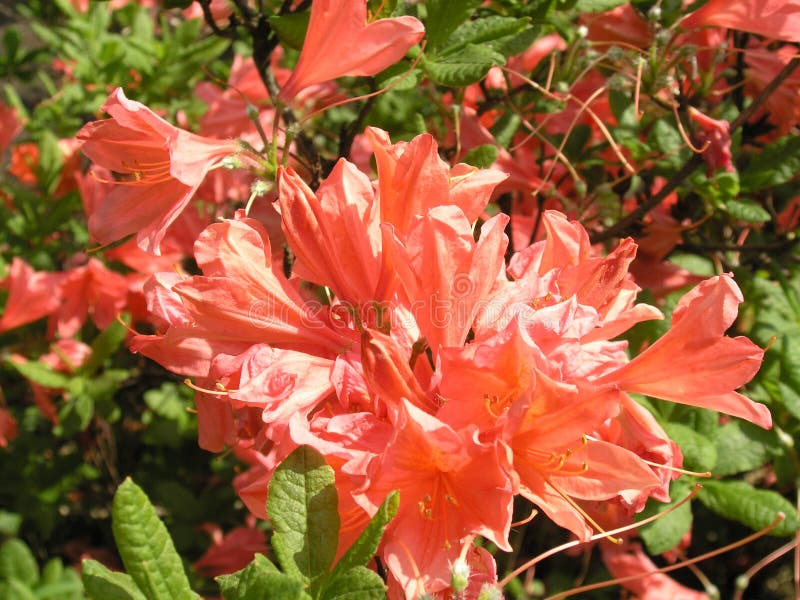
{"left": 681, "top": 0, "right": 800, "bottom": 43}
{"left": 277, "top": 0, "right": 425, "bottom": 104}
{"left": 0, "top": 258, "right": 65, "bottom": 335}
{"left": 77, "top": 88, "right": 241, "bottom": 254}
{"left": 0, "top": 407, "right": 17, "bottom": 448}
{"left": 133, "top": 130, "right": 770, "bottom": 598}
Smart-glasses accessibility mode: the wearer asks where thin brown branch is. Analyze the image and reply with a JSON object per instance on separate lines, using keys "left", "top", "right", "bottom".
{"left": 590, "top": 56, "right": 800, "bottom": 244}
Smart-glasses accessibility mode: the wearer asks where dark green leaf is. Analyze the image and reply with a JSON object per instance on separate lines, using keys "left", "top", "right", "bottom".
{"left": 443, "top": 16, "right": 531, "bottom": 56}
{"left": 636, "top": 479, "right": 693, "bottom": 555}
{"left": 462, "top": 144, "right": 499, "bottom": 169}
{"left": 424, "top": 0, "right": 482, "bottom": 52}
{"left": 711, "top": 421, "right": 777, "bottom": 477}
{"left": 739, "top": 135, "right": 800, "bottom": 191}
{"left": 216, "top": 554, "right": 280, "bottom": 600}
{"left": 331, "top": 491, "right": 398, "bottom": 580}
{"left": 321, "top": 566, "right": 386, "bottom": 600}
{"left": 663, "top": 422, "right": 717, "bottom": 473}
{"left": 699, "top": 480, "right": 800, "bottom": 537}
{"left": 81, "top": 559, "right": 146, "bottom": 600}
{"left": 268, "top": 446, "right": 339, "bottom": 584}
{"left": 423, "top": 44, "right": 505, "bottom": 87}
{"left": 112, "top": 478, "right": 199, "bottom": 600}
{"left": 269, "top": 12, "right": 310, "bottom": 52}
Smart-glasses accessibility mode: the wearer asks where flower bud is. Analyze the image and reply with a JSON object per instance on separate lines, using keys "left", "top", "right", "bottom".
{"left": 450, "top": 558, "right": 470, "bottom": 593}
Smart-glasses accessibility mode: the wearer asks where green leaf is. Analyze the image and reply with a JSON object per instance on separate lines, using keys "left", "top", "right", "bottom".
{"left": 375, "top": 62, "right": 421, "bottom": 91}
{"left": 424, "top": 0, "right": 482, "bottom": 52}
{"left": 636, "top": 479, "right": 693, "bottom": 556}
{"left": 663, "top": 422, "right": 717, "bottom": 473}
{"left": 8, "top": 360, "right": 71, "bottom": 390}
{"left": 55, "top": 394, "right": 94, "bottom": 436}
{"left": 724, "top": 199, "right": 770, "bottom": 223}
{"left": 111, "top": 478, "right": 199, "bottom": 600}
{"left": 331, "top": 491, "right": 399, "bottom": 580}
{"left": 81, "top": 317, "right": 129, "bottom": 376}
{"left": 699, "top": 480, "right": 800, "bottom": 537}
{"left": 739, "top": 134, "right": 800, "bottom": 191}
{"left": 81, "top": 559, "right": 146, "bottom": 600}
{"left": 268, "top": 446, "right": 339, "bottom": 585}
{"left": 4, "top": 578, "right": 37, "bottom": 600}
{"left": 711, "top": 421, "right": 776, "bottom": 477}
{"left": 443, "top": 16, "right": 531, "bottom": 56}
{"left": 269, "top": 12, "right": 310, "bottom": 52}
{"left": 574, "top": 0, "right": 628, "bottom": 11}
{"left": 320, "top": 566, "right": 386, "bottom": 600}
{"left": 423, "top": 44, "right": 505, "bottom": 87}
{"left": 462, "top": 144, "right": 499, "bottom": 169}
{"left": 40, "top": 558, "right": 64, "bottom": 586}
{"left": 0, "top": 539, "right": 39, "bottom": 587}
{"left": 0, "top": 511, "right": 22, "bottom": 537}
{"left": 216, "top": 554, "right": 281, "bottom": 600}
{"left": 36, "top": 130, "right": 63, "bottom": 195}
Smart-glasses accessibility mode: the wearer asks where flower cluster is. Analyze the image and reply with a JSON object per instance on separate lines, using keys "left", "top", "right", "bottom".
{"left": 119, "top": 125, "right": 769, "bottom": 597}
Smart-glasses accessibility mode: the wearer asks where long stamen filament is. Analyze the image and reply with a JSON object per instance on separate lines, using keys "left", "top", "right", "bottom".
{"left": 498, "top": 483, "right": 703, "bottom": 588}
{"left": 543, "top": 513, "right": 786, "bottom": 600}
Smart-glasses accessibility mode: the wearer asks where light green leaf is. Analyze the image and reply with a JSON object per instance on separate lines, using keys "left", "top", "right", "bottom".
{"left": 5, "top": 578, "right": 37, "bottom": 600}
{"left": 321, "top": 566, "right": 386, "bottom": 600}
{"left": 575, "top": 0, "right": 628, "bottom": 12}
{"left": 111, "top": 479, "right": 199, "bottom": 600}
{"left": 8, "top": 360, "right": 71, "bottom": 390}
{"left": 268, "top": 446, "right": 339, "bottom": 585}
{"left": 699, "top": 480, "right": 800, "bottom": 537}
{"left": 724, "top": 199, "right": 770, "bottom": 223}
{"left": 82, "top": 559, "right": 146, "bottom": 600}
{"left": 81, "top": 317, "right": 129, "bottom": 376}
{"left": 0, "top": 539, "right": 39, "bottom": 587}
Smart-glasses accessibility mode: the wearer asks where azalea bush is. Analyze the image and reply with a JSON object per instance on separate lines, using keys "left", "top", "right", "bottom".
{"left": 1, "top": 0, "right": 800, "bottom": 598}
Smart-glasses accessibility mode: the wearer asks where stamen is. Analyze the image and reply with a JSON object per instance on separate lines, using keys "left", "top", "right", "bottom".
{"left": 673, "top": 103, "right": 711, "bottom": 154}
{"left": 543, "top": 513, "right": 786, "bottom": 600}
{"left": 511, "top": 508, "right": 539, "bottom": 528}
{"left": 498, "top": 483, "right": 702, "bottom": 589}
{"left": 545, "top": 479, "right": 620, "bottom": 544}
{"left": 183, "top": 378, "right": 234, "bottom": 396}
{"left": 640, "top": 459, "right": 711, "bottom": 478}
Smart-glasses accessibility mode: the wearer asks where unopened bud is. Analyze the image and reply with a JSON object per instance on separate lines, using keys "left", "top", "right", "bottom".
{"left": 576, "top": 25, "right": 588, "bottom": 38}
{"left": 476, "top": 584, "right": 502, "bottom": 600}
{"left": 450, "top": 558, "right": 470, "bottom": 593}
{"left": 648, "top": 5, "right": 661, "bottom": 21}
{"left": 250, "top": 179, "right": 271, "bottom": 197}
{"left": 222, "top": 155, "right": 243, "bottom": 170}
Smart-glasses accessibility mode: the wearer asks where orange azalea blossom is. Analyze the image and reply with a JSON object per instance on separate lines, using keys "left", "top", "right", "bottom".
{"left": 0, "top": 258, "right": 65, "bottom": 335}
{"left": 681, "top": 0, "right": 800, "bottom": 42}
{"left": 0, "top": 407, "right": 17, "bottom": 448}
{"left": 277, "top": 0, "right": 424, "bottom": 104}
{"left": 133, "top": 130, "right": 770, "bottom": 598}
{"left": 77, "top": 88, "right": 241, "bottom": 254}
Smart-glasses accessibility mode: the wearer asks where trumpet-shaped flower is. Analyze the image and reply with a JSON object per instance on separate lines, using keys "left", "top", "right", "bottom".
{"left": 277, "top": 0, "right": 424, "bottom": 104}
{"left": 78, "top": 88, "right": 240, "bottom": 254}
